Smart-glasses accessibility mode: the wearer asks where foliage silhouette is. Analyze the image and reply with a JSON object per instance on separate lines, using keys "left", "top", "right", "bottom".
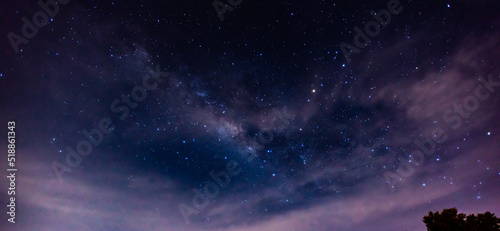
{"left": 423, "top": 208, "right": 500, "bottom": 231}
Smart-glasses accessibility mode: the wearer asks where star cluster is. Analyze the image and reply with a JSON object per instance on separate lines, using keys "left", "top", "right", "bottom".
{"left": 0, "top": 0, "right": 499, "bottom": 231}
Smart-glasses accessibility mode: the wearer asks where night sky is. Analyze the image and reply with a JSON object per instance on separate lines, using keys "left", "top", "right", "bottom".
{"left": 1, "top": 0, "right": 499, "bottom": 230}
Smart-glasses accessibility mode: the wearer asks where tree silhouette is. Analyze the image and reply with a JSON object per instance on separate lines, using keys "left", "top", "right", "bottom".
{"left": 423, "top": 208, "right": 500, "bottom": 231}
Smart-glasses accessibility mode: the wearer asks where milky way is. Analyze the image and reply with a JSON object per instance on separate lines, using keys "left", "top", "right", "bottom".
{"left": 0, "top": 0, "right": 499, "bottom": 230}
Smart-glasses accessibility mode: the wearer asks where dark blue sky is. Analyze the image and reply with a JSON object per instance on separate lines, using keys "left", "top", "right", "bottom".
{"left": 0, "top": 0, "right": 499, "bottom": 230}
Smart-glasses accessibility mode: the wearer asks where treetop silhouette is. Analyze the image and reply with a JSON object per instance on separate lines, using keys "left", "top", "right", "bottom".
{"left": 423, "top": 208, "right": 500, "bottom": 231}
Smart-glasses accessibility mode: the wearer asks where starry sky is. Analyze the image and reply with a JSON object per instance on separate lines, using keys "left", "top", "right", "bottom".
{"left": 1, "top": 0, "right": 499, "bottom": 230}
